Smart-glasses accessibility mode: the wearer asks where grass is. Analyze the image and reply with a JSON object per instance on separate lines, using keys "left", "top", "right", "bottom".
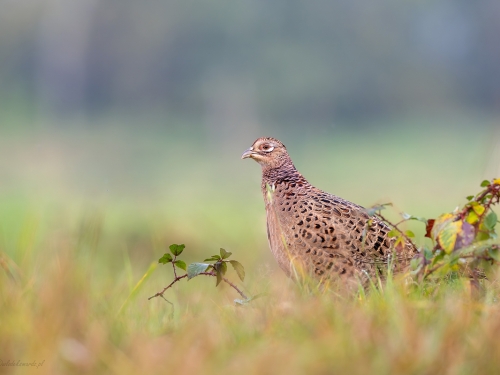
{"left": 1, "top": 116, "right": 500, "bottom": 374}
{"left": 3, "top": 229, "right": 500, "bottom": 375}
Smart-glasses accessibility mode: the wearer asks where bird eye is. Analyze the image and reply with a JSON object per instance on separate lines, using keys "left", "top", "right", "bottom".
{"left": 261, "top": 144, "right": 274, "bottom": 152}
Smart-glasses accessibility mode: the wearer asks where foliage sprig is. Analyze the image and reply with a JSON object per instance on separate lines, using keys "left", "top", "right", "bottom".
{"left": 149, "top": 245, "right": 250, "bottom": 303}
{"left": 370, "top": 178, "right": 500, "bottom": 282}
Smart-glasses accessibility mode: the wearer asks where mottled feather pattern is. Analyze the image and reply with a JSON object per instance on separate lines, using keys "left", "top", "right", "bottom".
{"left": 243, "top": 137, "right": 417, "bottom": 283}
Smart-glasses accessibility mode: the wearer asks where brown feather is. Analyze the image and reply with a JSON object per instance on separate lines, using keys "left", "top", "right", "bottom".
{"left": 243, "top": 137, "right": 417, "bottom": 284}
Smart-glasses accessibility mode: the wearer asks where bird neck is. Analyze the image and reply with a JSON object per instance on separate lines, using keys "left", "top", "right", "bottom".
{"left": 261, "top": 161, "right": 309, "bottom": 186}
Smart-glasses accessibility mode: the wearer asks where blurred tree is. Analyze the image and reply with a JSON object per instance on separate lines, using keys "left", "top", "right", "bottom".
{"left": 0, "top": 0, "right": 499, "bottom": 128}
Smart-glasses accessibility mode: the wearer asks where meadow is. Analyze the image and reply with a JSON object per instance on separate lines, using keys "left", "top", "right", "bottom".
{"left": 1, "top": 116, "right": 500, "bottom": 374}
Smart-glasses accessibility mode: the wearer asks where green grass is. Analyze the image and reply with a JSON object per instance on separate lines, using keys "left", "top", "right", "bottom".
{"left": 1, "top": 117, "right": 500, "bottom": 374}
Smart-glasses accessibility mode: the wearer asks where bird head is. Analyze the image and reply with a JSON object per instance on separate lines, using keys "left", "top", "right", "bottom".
{"left": 241, "top": 137, "right": 291, "bottom": 169}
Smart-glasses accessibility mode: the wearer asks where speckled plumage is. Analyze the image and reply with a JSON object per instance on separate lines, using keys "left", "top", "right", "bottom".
{"left": 242, "top": 137, "right": 417, "bottom": 284}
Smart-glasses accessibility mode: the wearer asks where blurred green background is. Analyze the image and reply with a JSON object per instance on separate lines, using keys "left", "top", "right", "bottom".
{"left": 1, "top": 0, "right": 499, "bottom": 263}
{"left": 2, "top": 1, "right": 500, "bottom": 373}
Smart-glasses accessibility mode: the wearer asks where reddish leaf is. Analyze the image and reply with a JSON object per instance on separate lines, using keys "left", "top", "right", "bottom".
{"left": 425, "top": 219, "right": 435, "bottom": 239}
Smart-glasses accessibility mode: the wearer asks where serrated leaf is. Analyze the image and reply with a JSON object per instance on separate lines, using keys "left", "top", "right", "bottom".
{"left": 405, "top": 230, "right": 415, "bottom": 238}
{"left": 466, "top": 195, "right": 474, "bottom": 201}
{"left": 158, "top": 253, "right": 173, "bottom": 264}
{"left": 387, "top": 229, "right": 399, "bottom": 238}
{"left": 437, "top": 221, "right": 462, "bottom": 254}
{"left": 187, "top": 263, "right": 209, "bottom": 279}
{"left": 220, "top": 248, "right": 232, "bottom": 259}
{"left": 466, "top": 211, "right": 479, "bottom": 224}
{"left": 169, "top": 244, "right": 185, "bottom": 256}
{"left": 174, "top": 260, "right": 187, "bottom": 271}
{"left": 481, "top": 180, "right": 491, "bottom": 187}
{"left": 484, "top": 212, "right": 498, "bottom": 231}
{"left": 229, "top": 260, "right": 245, "bottom": 281}
{"left": 220, "top": 261, "right": 227, "bottom": 276}
{"left": 214, "top": 261, "right": 228, "bottom": 286}
{"left": 472, "top": 204, "right": 485, "bottom": 216}
{"left": 204, "top": 255, "right": 221, "bottom": 262}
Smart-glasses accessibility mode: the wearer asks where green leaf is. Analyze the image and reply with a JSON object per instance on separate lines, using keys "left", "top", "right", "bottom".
{"left": 405, "top": 230, "right": 415, "bottom": 238}
{"left": 484, "top": 212, "right": 498, "bottom": 231}
{"left": 431, "top": 250, "right": 445, "bottom": 266}
{"left": 169, "top": 244, "right": 185, "bottom": 256}
{"left": 158, "top": 253, "right": 173, "bottom": 264}
{"left": 401, "top": 213, "right": 427, "bottom": 223}
{"left": 401, "top": 212, "right": 412, "bottom": 220}
{"left": 229, "top": 260, "right": 245, "bottom": 281}
{"left": 187, "top": 263, "right": 210, "bottom": 279}
{"left": 488, "top": 248, "right": 500, "bottom": 261}
{"left": 214, "top": 261, "right": 228, "bottom": 286}
{"left": 481, "top": 180, "right": 490, "bottom": 187}
{"left": 365, "top": 203, "right": 392, "bottom": 217}
{"left": 431, "top": 213, "right": 454, "bottom": 240}
{"left": 409, "top": 258, "right": 420, "bottom": 271}
{"left": 423, "top": 247, "right": 433, "bottom": 260}
{"left": 204, "top": 255, "right": 221, "bottom": 262}
{"left": 174, "top": 260, "right": 187, "bottom": 271}
{"left": 466, "top": 195, "right": 474, "bottom": 201}
{"left": 220, "top": 248, "right": 232, "bottom": 259}
{"left": 438, "top": 221, "right": 462, "bottom": 254}
{"left": 387, "top": 229, "right": 399, "bottom": 238}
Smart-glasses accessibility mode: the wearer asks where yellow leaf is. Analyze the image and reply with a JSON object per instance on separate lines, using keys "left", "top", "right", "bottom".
{"left": 466, "top": 211, "right": 479, "bottom": 224}
{"left": 438, "top": 221, "right": 462, "bottom": 254}
{"left": 472, "top": 204, "right": 485, "bottom": 216}
{"left": 494, "top": 178, "right": 500, "bottom": 186}
{"left": 431, "top": 213, "right": 454, "bottom": 240}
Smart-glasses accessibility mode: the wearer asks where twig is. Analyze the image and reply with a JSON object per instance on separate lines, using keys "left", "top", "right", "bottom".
{"left": 148, "top": 272, "right": 248, "bottom": 301}
{"left": 377, "top": 212, "right": 419, "bottom": 254}
{"left": 172, "top": 256, "right": 178, "bottom": 279}
{"left": 148, "top": 274, "right": 187, "bottom": 300}
{"left": 220, "top": 275, "right": 248, "bottom": 299}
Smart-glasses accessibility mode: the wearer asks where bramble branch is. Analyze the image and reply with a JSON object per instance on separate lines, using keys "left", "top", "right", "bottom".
{"left": 376, "top": 211, "right": 419, "bottom": 254}
{"left": 148, "top": 271, "right": 248, "bottom": 301}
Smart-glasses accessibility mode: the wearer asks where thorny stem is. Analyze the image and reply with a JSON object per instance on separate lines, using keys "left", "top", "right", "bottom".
{"left": 148, "top": 271, "right": 248, "bottom": 301}
{"left": 458, "top": 183, "right": 500, "bottom": 221}
{"left": 172, "top": 255, "right": 178, "bottom": 279}
{"left": 376, "top": 212, "right": 419, "bottom": 254}
{"left": 423, "top": 245, "right": 499, "bottom": 279}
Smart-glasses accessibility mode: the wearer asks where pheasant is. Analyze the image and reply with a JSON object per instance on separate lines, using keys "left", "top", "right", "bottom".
{"left": 241, "top": 137, "right": 417, "bottom": 285}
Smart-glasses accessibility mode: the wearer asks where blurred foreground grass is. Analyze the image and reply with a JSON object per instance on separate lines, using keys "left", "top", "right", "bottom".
{"left": 1, "top": 115, "right": 500, "bottom": 374}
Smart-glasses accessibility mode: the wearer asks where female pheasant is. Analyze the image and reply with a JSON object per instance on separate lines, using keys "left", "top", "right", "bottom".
{"left": 242, "top": 137, "right": 417, "bottom": 284}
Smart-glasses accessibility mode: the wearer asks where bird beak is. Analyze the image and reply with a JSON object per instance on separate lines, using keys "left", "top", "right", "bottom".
{"left": 241, "top": 148, "right": 256, "bottom": 159}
